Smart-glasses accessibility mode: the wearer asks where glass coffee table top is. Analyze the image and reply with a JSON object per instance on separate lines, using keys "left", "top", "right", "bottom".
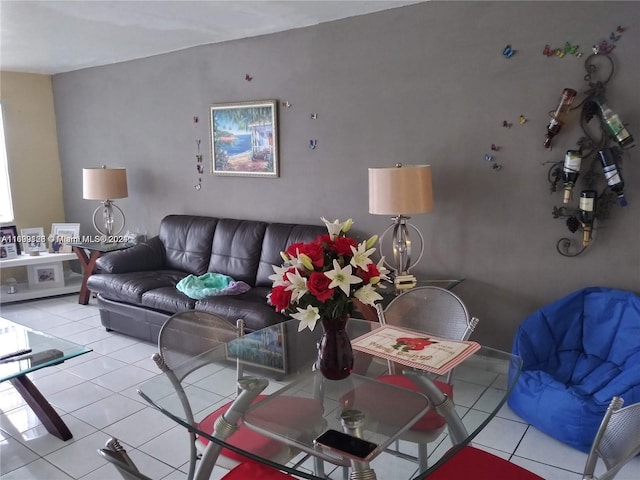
{"left": 0, "top": 317, "right": 91, "bottom": 382}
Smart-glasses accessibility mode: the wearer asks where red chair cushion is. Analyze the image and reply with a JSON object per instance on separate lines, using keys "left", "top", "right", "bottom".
{"left": 427, "top": 446, "right": 544, "bottom": 480}
{"left": 196, "top": 395, "right": 323, "bottom": 463}
{"left": 224, "top": 461, "right": 291, "bottom": 479}
{"left": 376, "top": 375, "right": 453, "bottom": 430}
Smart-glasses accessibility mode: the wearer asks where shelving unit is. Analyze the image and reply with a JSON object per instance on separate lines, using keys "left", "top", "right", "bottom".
{"left": 0, "top": 252, "right": 81, "bottom": 303}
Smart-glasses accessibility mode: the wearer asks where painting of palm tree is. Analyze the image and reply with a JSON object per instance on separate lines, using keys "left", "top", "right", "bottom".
{"left": 210, "top": 100, "right": 279, "bottom": 177}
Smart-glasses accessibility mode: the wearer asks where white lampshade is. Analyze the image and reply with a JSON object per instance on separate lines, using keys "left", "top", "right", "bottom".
{"left": 368, "top": 164, "right": 433, "bottom": 215}
{"left": 83, "top": 167, "right": 128, "bottom": 200}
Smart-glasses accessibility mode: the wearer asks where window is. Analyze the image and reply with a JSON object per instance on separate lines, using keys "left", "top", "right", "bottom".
{"left": 0, "top": 103, "right": 14, "bottom": 222}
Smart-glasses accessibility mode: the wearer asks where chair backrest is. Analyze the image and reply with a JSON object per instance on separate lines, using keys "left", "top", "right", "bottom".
{"left": 155, "top": 310, "right": 242, "bottom": 383}
{"left": 381, "top": 286, "right": 479, "bottom": 341}
{"left": 582, "top": 397, "right": 640, "bottom": 480}
{"left": 98, "top": 438, "right": 152, "bottom": 480}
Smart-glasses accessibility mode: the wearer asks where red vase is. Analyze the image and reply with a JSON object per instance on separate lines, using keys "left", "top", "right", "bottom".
{"left": 318, "top": 316, "right": 353, "bottom": 380}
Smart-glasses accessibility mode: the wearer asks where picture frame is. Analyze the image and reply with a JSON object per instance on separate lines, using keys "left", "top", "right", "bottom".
{"left": 27, "top": 262, "right": 64, "bottom": 288}
{"left": 20, "top": 227, "right": 47, "bottom": 254}
{"left": 50, "top": 223, "right": 80, "bottom": 253}
{"left": 0, "top": 224, "right": 21, "bottom": 256}
{"left": 210, "top": 99, "right": 279, "bottom": 178}
{"left": 226, "top": 323, "right": 286, "bottom": 374}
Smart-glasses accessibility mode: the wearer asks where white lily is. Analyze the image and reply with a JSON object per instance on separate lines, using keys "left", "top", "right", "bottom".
{"left": 324, "top": 259, "right": 362, "bottom": 296}
{"left": 321, "top": 217, "right": 353, "bottom": 240}
{"left": 285, "top": 268, "right": 308, "bottom": 302}
{"left": 268, "top": 264, "right": 291, "bottom": 287}
{"left": 291, "top": 305, "right": 320, "bottom": 331}
{"left": 376, "top": 257, "right": 392, "bottom": 284}
{"left": 354, "top": 283, "right": 383, "bottom": 306}
{"left": 349, "top": 241, "right": 375, "bottom": 271}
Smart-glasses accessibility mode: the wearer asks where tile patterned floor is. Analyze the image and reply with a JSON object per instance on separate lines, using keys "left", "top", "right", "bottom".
{"left": 0, "top": 295, "right": 638, "bottom": 479}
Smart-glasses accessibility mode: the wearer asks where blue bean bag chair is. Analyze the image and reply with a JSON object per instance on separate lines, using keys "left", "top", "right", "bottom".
{"left": 507, "top": 286, "right": 640, "bottom": 452}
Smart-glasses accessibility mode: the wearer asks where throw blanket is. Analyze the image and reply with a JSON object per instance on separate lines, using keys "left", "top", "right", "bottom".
{"left": 176, "top": 273, "right": 251, "bottom": 300}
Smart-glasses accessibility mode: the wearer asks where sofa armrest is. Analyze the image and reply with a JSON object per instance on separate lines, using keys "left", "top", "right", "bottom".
{"left": 96, "top": 236, "right": 166, "bottom": 273}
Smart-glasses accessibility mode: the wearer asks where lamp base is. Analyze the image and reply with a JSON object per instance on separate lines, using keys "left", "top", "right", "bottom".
{"left": 394, "top": 274, "right": 417, "bottom": 290}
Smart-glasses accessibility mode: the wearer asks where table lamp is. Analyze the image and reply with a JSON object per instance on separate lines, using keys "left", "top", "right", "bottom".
{"left": 83, "top": 166, "right": 128, "bottom": 239}
{"left": 368, "top": 164, "right": 433, "bottom": 288}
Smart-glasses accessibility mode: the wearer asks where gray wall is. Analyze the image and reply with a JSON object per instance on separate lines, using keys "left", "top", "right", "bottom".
{"left": 53, "top": 1, "right": 640, "bottom": 350}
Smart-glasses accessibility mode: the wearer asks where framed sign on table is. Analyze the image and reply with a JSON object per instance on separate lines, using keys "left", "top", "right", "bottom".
{"left": 210, "top": 99, "right": 279, "bottom": 178}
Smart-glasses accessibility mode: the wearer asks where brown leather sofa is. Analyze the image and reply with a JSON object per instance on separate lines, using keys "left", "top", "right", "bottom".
{"left": 87, "top": 215, "right": 325, "bottom": 343}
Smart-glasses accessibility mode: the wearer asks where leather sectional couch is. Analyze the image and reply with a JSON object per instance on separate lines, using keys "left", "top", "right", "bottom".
{"left": 87, "top": 214, "right": 326, "bottom": 343}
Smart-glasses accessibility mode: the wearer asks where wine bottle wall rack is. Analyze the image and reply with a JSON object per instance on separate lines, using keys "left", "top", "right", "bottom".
{"left": 544, "top": 52, "right": 635, "bottom": 257}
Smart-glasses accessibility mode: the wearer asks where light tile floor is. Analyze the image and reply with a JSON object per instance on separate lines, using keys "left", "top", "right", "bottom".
{"left": 0, "top": 295, "right": 638, "bottom": 479}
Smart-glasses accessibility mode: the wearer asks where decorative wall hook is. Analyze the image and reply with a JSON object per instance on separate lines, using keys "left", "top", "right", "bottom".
{"left": 491, "top": 144, "right": 500, "bottom": 151}
{"left": 245, "top": 73, "right": 253, "bottom": 81}
{"left": 502, "top": 120, "right": 512, "bottom": 128}
{"left": 484, "top": 154, "right": 494, "bottom": 162}
{"left": 193, "top": 116, "right": 199, "bottom": 123}
{"left": 310, "top": 113, "right": 318, "bottom": 119}
{"left": 309, "top": 139, "right": 317, "bottom": 150}
{"left": 519, "top": 115, "right": 527, "bottom": 124}
{"left": 282, "top": 101, "right": 292, "bottom": 108}
{"left": 492, "top": 163, "right": 503, "bottom": 171}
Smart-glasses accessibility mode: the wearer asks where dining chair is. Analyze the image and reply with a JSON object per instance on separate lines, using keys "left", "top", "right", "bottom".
{"left": 99, "top": 380, "right": 296, "bottom": 479}
{"left": 582, "top": 396, "right": 640, "bottom": 480}
{"left": 374, "top": 286, "right": 479, "bottom": 471}
{"left": 152, "top": 310, "right": 323, "bottom": 479}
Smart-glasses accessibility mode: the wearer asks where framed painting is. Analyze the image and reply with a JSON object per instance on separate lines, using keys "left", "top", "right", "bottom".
{"left": 226, "top": 323, "right": 286, "bottom": 374}
{"left": 20, "top": 227, "right": 47, "bottom": 254}
{"left": 50, "top": 223, "right": 80, "bottom": 253}
{"left": 0, "top": 224, "right": 21, "bottom": 256}
{"left": 210, "top": 99, "right": 279, "bottom": 177}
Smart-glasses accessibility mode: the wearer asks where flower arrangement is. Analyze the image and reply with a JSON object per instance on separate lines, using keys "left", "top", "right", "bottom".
{"left": 268, "top": 218, "right": 388, "bottom": 331}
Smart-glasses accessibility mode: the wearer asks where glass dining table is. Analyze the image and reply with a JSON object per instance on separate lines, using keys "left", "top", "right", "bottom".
{"left": 137, "top": 318, "right": 521, "bottom": 480}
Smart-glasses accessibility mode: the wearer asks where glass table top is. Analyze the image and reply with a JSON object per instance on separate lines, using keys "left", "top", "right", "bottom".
{"left": 137, "top": 318, "right": 521, "bottom": 479}
{"left": 0, "top": 317, "right": 92, "bottom": 382}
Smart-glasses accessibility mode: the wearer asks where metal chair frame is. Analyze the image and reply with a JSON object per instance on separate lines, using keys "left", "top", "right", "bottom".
{"left": 152, "top": 310, "right": 245, "bottom": 480}
{"left": 376, "top": 286, "right": 479, "bottom": 471}
{"left": 582, "top": 396, "right": 640, "bottom": 480}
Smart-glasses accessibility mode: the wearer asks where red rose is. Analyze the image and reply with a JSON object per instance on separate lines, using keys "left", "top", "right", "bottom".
{"left": 268, "top": 285, "right": 292, "bottom": 312}
{"left": 316, "top": 234, "right": 331, "bottom": 244}
{"left": 332, "top": 236, "right": 358, "bottom": 256}
{"left": 285, "top": 242, "right": 305, "bottom": 258}
{"left": 297, "top": 242, "right": 325, "bottom": 268}
{"left": 357, "top": 263, "right": 380, "bottom": 283}
{"left": 307, "top": 272, "right": 334, "bottom": 302}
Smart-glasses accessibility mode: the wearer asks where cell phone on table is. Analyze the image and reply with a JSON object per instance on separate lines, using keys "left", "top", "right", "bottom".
{"left": 313, "top": 429, "right": 378, "bottom": 461}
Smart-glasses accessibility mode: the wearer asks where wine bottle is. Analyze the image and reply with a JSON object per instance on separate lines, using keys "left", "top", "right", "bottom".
{"left": 593, "top": 96, "right": 635, "bottom": 148}
{"left": 598, "top": 148, "right": 628, "bottom": 207}
{"left": 578, "top": 190, "right": 597, "bottom": 246}
{"left": 562, "top": 150, "right": 582, "bottom": 204}
{"left": 544, "top": 88, "right": 577, "bottom": 149}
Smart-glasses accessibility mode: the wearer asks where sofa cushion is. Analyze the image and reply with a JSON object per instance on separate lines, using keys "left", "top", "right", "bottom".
{"left": 141, "top": 287, "right": 196, "bottom": 313}
{"left": 195, "top": 287, "right": 285, "bottom": 331}
{"left": 255, "top": 222, "right": 326, "bottom": 287}
{"left": 96, "top": 236, "right": 166, "bottom": 274}
{"left": 159, "top": 215, "right": 218, "bottom": 275}
{"left": 87, "top": 270, "right": 187, "bottom": 304}
{"left": 207, "top": 219, "right": 268, "bottom": 285}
